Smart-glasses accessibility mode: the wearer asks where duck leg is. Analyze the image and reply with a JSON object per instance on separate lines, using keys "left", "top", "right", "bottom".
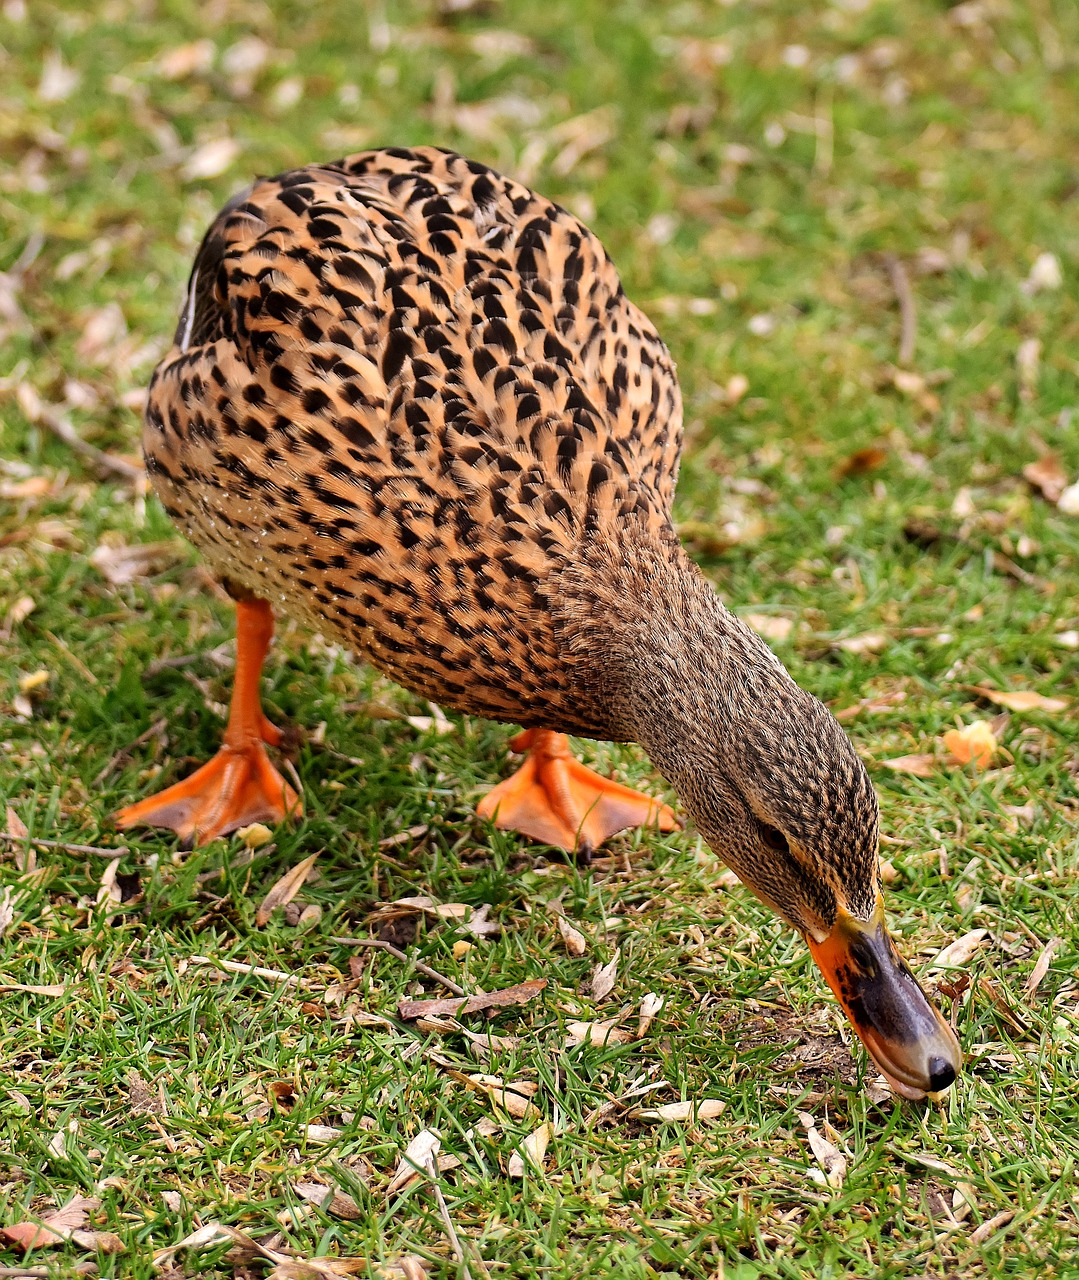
{"left": 116, "top": 598, "right": 301, "bottom": 846}
{"left": 477, "top": 728, "right": 680, "bottom": 856}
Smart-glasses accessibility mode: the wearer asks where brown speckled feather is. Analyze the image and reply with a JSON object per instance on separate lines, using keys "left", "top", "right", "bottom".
{"left": 145, "top": 145, "right": 682, "bottom": 735}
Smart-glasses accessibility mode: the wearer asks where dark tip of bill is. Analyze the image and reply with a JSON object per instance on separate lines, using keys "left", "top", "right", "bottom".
{"left": 928, "top": 1056, "right": 957, "bottom": 1092}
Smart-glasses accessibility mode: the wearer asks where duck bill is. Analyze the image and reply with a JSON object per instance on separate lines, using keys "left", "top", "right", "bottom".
{"left": 806, "top": 900, "right": 961, "bottom": 1100}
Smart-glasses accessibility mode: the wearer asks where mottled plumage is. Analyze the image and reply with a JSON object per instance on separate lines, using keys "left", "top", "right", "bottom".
{"left": 146, "top": 145, "right": 680, "bottom": 734}
{"left": 125, "top": 146, "right": 961, "bottom": 1098}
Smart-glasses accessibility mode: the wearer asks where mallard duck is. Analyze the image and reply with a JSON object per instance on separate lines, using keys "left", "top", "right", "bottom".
{"left": 118, "top": 146, "right": 960, "bottom": 1098}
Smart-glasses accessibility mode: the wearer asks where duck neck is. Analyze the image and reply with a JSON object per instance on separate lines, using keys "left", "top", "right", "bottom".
{"left": 552, "top": 518, "right": 792, "bottom": 789}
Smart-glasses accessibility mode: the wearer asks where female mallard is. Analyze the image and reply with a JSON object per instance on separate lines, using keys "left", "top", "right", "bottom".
{"left": 118, "top": 146, "right": 960, "bottom": 1098}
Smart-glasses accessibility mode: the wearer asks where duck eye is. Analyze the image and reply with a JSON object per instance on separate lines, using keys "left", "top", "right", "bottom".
{"left": 759, "top": 824, "right": 789, "bottom": 854}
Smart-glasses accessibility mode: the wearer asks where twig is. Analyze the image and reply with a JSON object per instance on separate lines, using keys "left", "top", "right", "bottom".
{"left": 330, "top": 936, "right": 468, "bottom": 997}
{"left": 144, "top": 642, "right": 233, "bottom": 677}
{"left": 0, "top": 1266, "right": 50, "bottom": 1278}
{"left": 426, "top": 1150, "right": 487, "bottom": 1280}
{"left": 194, "top": 842, "right": 278, "bottom": 885}
{"left": 44, "top": 628, "right": 98, "bottom": 685}
{"left": 92, "top": 716, "right": 169, "bottom": 785}
{"left": 33, "top": 398, "right": 143, "bottom": 481}
{"left": 885, "top": 253, "right": 917, "bottom": 366}
{"left": 0, "top": 831, "right": 128, "bottom": 858}
{"left": 189, "top": 955, "right": 311, "bottom": 988}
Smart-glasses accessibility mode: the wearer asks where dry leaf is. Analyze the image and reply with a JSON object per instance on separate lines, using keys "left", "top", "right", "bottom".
{"left": 182, "top": 137, "right": 241, "bottom": 181}
{"left": 71, "top": 1229, "right": 125, "bottom": 1253}
{"left": 397, "top": 977, "right": 546, "bottom": 1020}
{"left": 942, "top": 721, "right": 997, "bottom": 768}
{"left": 636, "top": 992, "right": 664, "bottom": 1038}
{"left": 1022, "top": 252, "right": 1062, "bottom": 294}
{"left": 837, "top": 446, "right": 888, "bottom": 478}
{"left": 556, "top": 914, "right": 588, "bottom": 956}
{"left": 151, "top": 1221, "right": 234, "bottom": 1267}
{"left": 590, "top": 951, "right": 619, "bottom": 1002}
{"left": 256, "top": 853, "right": 319, "bottom": 926}
{"left": 836, "top": 632, "right": 889, "bottom": 656}
{"left": 0, "top": 981, "right": 65, "bottom": 996}
{"left": 386, "top": 1128, "right": 441, "bottom": 1197}
{"left": 292, "top": 1182, "right": 361, "bottom": 1220}
{"left": 969, "top": 1208, "right": 1017, "bottom": 1246}
{"left": 931, "top": 928, "right": 989, "bottom": 969}
{"left": 157, "top": 39, "right": 215, "bottom": 79}
{"left": 1, "top": 1194, "right": 100, "bottom": 1251}
{"left": 1023, "top": 455, "right": 1068, "bottom": 504}
{"left": 744, "top": 614, "right": 793, "bottom": 642}
{"left": 806, "top": 1125, "right": 847, "bottom": 1189}
{"left": 302, "top": 1124, "right": 342, "bottom": 1144}
{"left": 467, "top": 1075, "right": 538, "bottom": 1119}
{"left": 969, "top": 686, "right": 1067, "bottom": 714}
{"left": 507, "top": 1122, "right": 551, "bottom": 1177}
{"left": 89, "top": 539, "right": 182, "bottom": 585}
{"left": 630, "top": 1099, "right": 725, "bottom": 1122}
{"left": 1024, "top": 938, "right": 1060, "bottom": 997}
{"left": 880, "top": 753, "right": 936, "bottom": 777}
{"left": 5, "top": 805, "right": 29, "bottom": 840}
{"left": 565, "top": 1019, "right": 634, "bottom": 1047}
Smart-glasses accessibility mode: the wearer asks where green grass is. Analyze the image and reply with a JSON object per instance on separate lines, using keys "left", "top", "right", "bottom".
{"left": 2, "top": 0, "right": 1079, "bottom": 1276}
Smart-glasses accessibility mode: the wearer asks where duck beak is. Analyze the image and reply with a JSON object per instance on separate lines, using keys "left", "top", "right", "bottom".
{"left": 806, "top": 899, "right": 961, "bottom": 1100}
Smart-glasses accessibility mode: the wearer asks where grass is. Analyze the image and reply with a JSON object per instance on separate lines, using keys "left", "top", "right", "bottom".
{"left": 1, "top": 0, "right": 1079, "bottom": 1275}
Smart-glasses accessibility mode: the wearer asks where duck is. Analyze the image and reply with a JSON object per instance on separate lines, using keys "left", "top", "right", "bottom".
{"left": 117, "top": 145, "right": 961, "bottom": 1099}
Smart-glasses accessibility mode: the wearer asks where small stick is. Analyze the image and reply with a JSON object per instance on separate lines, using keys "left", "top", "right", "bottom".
{"left": 93, "top": 715, "right": 169, "bottom": 785}
{"left": 189, "top": 955, "right": 311, "bottom": 988}
{"left": 34, "top": 399, "right": 143, "bottom": 481}
{"left": 0, "top": 831, "right": 128, "bottom": 858}
{"left": 885, "top": 253, "right": 917, "bottom": 366}
{"left": 145, "top": 642, "right": 233, "bottom": 677}
{"left": 44, "top": 628, "right": 99, "bottom": 685}
{"left": 330, "top": 936, "right": 468, "bottom": 997}
{"left": 425, "top": 1150, "right": 487, "bottom": 1280}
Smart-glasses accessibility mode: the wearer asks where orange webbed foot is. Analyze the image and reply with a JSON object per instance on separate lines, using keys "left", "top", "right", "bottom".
{"left": 477, "top": 729, "right": 680, "bottom": 855}
{"left": 115, "top": 740, "right": 301, "bottom": 847}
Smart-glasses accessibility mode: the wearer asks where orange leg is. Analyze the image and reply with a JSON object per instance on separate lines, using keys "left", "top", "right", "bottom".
{"left": 116, "top": 598, "right": 301, "bottom": 846}
{"left": 477, "top": 729, "right": 680, "bottom": 855}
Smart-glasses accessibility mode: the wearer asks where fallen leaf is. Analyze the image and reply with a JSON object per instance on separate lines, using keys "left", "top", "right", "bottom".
{"left": 256, "top": 853, "right": 319, "bottom": 926}
{"left": 806, "top": 1124, "right": 847, "bottom": 1189}
{"left": 156, "top": 39, "right": 216, "bottom": 79}
{"left": 397, "top": 977, "right": 546, "bottom": 1020}
{"left": 565, "top": 1018, "right": 634, "bottom": 1047}
{"left": 5, "top": 805, "right": 29, "bottom": 840}
{"left": 968, "top": 686, "right": 1067, "bottom": 714}
{"left": 1024, "top": 937, "right": 1060, "bottom": 998}
{"left": 555, "top": 913, "right": 588, "bottom": 956}
{"left": 931, "top": 928, "right": 989, "bottom": 970}
{"left": 1023, "top": 455, "right": 1068, "bottom": 504}
{"left": 1, "top": 1194, "right": 100, "bottom": 1251}
{"left": 89, "top": 539, "right": 183, "bottom": 585}
{"left": 507, "top": 1122, "right": 551, "bottom": 1177}
{"left": 302, "top": 1124, "right": 342, "bottom": 1144}
{"left": 880, "top": 753, "right": 936, "bottom": 777}
{"left": 71, "top": 1229, "right": 125, "bottom": 1253}
{"left": 1058, "top": 482, "right": 1079, "bottom": 516}
{"left": 182, "top": 137, "right": 241, "bottom": 181}
{"left": 466, "top": 1075, "right": 539, "bottom": 1119}
{"left": 836, "top": 446, "right": 888, "bottom": 478}
{"left": 744, "top": 613, "right": 793, "bottom": 642}
{"left": 0, "top": 981, "right": 65, "bottom": 996}
{"left": 1021, "top": 252, "right": 1062, "bottom": 295}
{"left": 630, "top": 1099, "right": 726, "bottom": 1123}
{"left": 451, "top": 940, "right": 472, "bottom": 961}
{"left": 151, "top": 1221, "right": 234, "bottom": 1267}
{"left": 969, "top": 1208, "right": 1016, "bottom": 1246}
{"left": 292, "top": 1182, "right": 362, "bottom": 1220}
{"left": 590, "top": 951, "right": 619, "bottom": 1002}
{"left": 942, "top": 721, "right": 997, "bottom": 768}
{"left": 386, "top": 1128, "right": 441, "bottom": 1197}
{"left": 636, "top": 992, "right": 664, "bottom": 1038}
{"left": 836, "top": 632, "right": 889, "bottom": 656}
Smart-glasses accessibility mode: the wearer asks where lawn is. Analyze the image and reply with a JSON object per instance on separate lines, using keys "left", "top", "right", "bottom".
{"left": 1, "top": 0, "right": 1078, "bottom": 1276}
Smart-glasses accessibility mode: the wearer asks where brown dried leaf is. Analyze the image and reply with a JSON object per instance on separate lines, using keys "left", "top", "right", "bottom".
{"left": 386, "top": 1128, "right": 441, "bottom": 1197}
{"left": 467, "top": 1075, "right": 539, "bottom": 1119}
{"left": 744, "top": 614, "right": 793, "bottom": 642}
{"left": 89, "top": 539, "right": 183, "bottom": 585}
{"left": 1, "top": 1194, "right": 100, "bottom": 1251}
{"left": 630, "top": 1099, "right": 726, "bottom": 1123}
{"left": 636, "top": 992, "right": 664, "bottom": 1038}
{"left": 968, "top": 686, "right": 1067, "bottom": 714}
{"left": 0, "top": 981, "right": 65, "bottom": 996}
{"left": 836, "top": 446, "right": 888, "bottom": 478}
{"left": 1024, "top": 938, "right": 1060, "bottom": 998}
{"left": 565, "top": 1018, "right": 634, "bottom": 1047}
{"left": 397, "top": 977, "right": 546, "bottom": 1020}
{"left": 292, "top": 1182, "right": 362, "bottom": 1220}
{"left": 931, "top": 928, "right": 989, "bottom": 969}
{"left": 507, "top": 1121, "right": 551, "bottom": 1177}
{"left": 5, "top": 805, "right": 29, "bottom": 840}
{"left": 1023, "top": 455, "right": 1068, "bottom": 504}
{"left": 880, "top": 753, "right": 936, "bottom": 777}
{"left": 806, "top": 1125, "right": 847, "bottom": 1189}
{"left": 256, "top": 853, "right": 319, "bottom": 927}
{"left": 590, "top": 950, "right": 619, "bottom": 1002}
{"left": 555, "top": 913, "right": 588, "bottom": 956}
{"left": 70, "top": 1229, "right": 125, "bottom": 1253}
